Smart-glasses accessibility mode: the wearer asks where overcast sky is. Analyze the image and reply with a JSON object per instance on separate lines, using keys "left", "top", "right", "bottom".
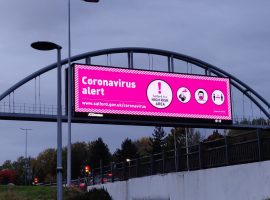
{"left": 0, "top": 0, "right": 269, "bottom": 165}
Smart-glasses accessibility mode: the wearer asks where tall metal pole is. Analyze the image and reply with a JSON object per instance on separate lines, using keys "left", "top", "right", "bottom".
{"left": 20, "top": 128, "right": 32, "bottom": 185}
{"left": 67, "top": 0, "right": 72, "bottom": 187}
{"left": 67, "top": 0, "right": 100, "bottom": 186}
{"left": 56, "top": 48, "right": 63, "bottom": 200}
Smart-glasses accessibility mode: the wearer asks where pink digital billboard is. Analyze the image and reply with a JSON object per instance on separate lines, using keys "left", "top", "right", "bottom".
{"left": 74, "top": 64, "right": 232, "bottom": 123}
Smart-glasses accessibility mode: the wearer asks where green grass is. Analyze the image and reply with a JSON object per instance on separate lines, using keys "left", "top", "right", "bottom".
{"left": 0, "top": 185, "right": 82, "bottom": 200}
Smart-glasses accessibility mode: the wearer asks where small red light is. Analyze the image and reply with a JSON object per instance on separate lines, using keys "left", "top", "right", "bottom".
{"left": 34, "top": 177, "right": 38, "bottom": 184}
{"left": 84, "top": 165, "right": 90, "bottom": 173}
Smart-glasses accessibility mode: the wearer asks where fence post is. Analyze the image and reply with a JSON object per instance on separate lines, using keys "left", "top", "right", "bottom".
{"left": 177, "top": 147, "right": 181, "bottom": 171}
{"left": 199, "top": 142, "right": 203, "bottom": 169}
{"left": 175, "top": 147, "right": 178, "bottom": 172}
{"left": 150, "top": 155, "right": 154, "bottom": 175}
{"left": 100, "top": 160, "right": 103, "bottom": 184}
{"left": 257, "top": 128, "right": 262, "bottom": 161}
{"left": 110, "top": 162, "right": 114, "bottom": 183}
{"left": 186, "top": 147, "right": 190, "bottom": 171}
{"left": 128, "top": 161, "right": 131, "bottom": 179}
{"left": 123, "top": 161, "right": 127, "bottom": 181}
{"left": 92, "top": 168, "right": 95, "bottom": 185}
{"left": 162, "top": 151, "right": 165, "bottom": 174}
{"left": 225, "top": 136, "right": 229, "bottom": 165}
{"left": 135, "top": 158, "right": 139, "bottom": 178}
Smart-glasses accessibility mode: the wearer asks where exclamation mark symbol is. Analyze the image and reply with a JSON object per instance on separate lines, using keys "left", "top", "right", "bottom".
{"left": 158, "top": 82, "right": 162, "bottom": 94}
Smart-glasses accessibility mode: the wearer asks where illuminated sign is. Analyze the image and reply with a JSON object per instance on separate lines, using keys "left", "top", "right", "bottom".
{"left": 73, "top": 64, "right": 232, "bottom": 124}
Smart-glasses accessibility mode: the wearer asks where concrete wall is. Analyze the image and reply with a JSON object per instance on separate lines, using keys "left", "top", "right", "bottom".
{"left": 88, "top": 160, "right": 270, "bottom": 200}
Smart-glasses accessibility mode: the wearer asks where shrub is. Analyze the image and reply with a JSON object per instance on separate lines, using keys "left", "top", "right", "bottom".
{"left": 0, "top": 169, "right": 17, "bottom": 184}
{"left": 70, "top": 188, "right": 112, "bottom": 200}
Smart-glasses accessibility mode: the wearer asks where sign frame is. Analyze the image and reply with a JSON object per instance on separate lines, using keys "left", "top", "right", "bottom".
{"left": 71, "top": 63, "right": 233, "bottom": 125}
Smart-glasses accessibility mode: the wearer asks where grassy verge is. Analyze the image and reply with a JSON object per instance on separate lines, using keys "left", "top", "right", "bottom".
{"left": 0, "top": 185, "right": 82, "bottom": 200}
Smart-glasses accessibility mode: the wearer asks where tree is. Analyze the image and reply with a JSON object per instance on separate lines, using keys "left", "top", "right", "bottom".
{"left": 1, "top": 160, "right": 13, "bottom": 170}
{"left": 113, "top": 138, "right": 138, "bottom": 162}
{"left": 88, "top": 138, "right": 112, "bottom": 168}
{"left": 62, "top": 146, "right": 67, "bottom": 181}
{"left": 203, "top": 130, "right": 225, "bottom": 148}
{"left": 149, "top": 127, "right": 167, "bottom": 154}
{"left": 134, "top": 137, "right": 152, "bottom": 156}
{"left": 12, "top": 156, "right": 28, "bottom": 185}
{"left": 71, "top": 142, "right": 88, "bottom": 179}
{"left": 188, "top": 129, "right": 202, "bottom": 145}
{"left": 32, "top": 148, "right": 56, "bottom": 183}
{"left": 12, "top": 156, "right": 35, "bottom": 185}
{"left": 204, "top": 130, "right": 224, "bottom": 142}
{"left": 166, "top": 127, "right": 202, "bottom": 150}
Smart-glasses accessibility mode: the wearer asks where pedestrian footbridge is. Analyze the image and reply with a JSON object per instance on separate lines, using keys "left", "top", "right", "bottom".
{"left": 0, "top": 47, "right": 269, "bottom": 130}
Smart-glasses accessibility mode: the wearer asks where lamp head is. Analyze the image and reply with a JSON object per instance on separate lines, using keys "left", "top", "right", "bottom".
{"left": 83, "top": 0, "right": 99, "bottom": 2}
{"left": 31, "top": 41, "right": 62, "bottom": 51}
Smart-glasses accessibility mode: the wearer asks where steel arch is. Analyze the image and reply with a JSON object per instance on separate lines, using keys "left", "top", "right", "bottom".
{"left": 0, "top": 47, "right": 269, "bottom": 120}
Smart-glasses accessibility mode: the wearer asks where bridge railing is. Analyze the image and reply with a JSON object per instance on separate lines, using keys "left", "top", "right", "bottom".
{"left": 0, "top": 101, "right": 269, "bottom": 127}
{"left": 0, "top": 102, "right": 66, "bottom": 116}
{"left": 88, "top": 129, "right": 270, "bottom": 185}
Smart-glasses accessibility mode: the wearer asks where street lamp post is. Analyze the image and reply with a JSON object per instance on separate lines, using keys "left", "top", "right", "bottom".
{"left": 67, "top": 0, "right": 100, "bottom": 187}
{"left": 126, "top": 158, "right": 131, "bottom": 178}
{"left": 31, "top": 41, "right": 63, "bottom": 200}
{"left": 20, "top": 128, "right": 32, "bottom": 185}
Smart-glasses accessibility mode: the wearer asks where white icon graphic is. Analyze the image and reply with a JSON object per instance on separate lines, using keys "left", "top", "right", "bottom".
{"left": 195, "top": 89, "right": 208, "bottom": 104}
{"left": 177, "top": 87, "right": 191, "bottom": 103}
{"left": 147, "top": 80, "right": 173, "bottom": 109}
{"left": 212, "top": 90, "right": 225, "bottom": 105}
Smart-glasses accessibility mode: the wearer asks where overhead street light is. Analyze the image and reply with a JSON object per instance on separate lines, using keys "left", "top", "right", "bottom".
{"left": 31, "top": 41, "right": 62, "bottom": 51}
{"left": 67, "top": 0, "right": 100, "bottom": 187}
{"left": 83, "top": 0, "right": 99, "bottom": 2}
{"left": 31, "top": 41, "right": 63, "bottom": 200}
{"left": 126, "top": 158, "right": 131, "bottom": 178}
